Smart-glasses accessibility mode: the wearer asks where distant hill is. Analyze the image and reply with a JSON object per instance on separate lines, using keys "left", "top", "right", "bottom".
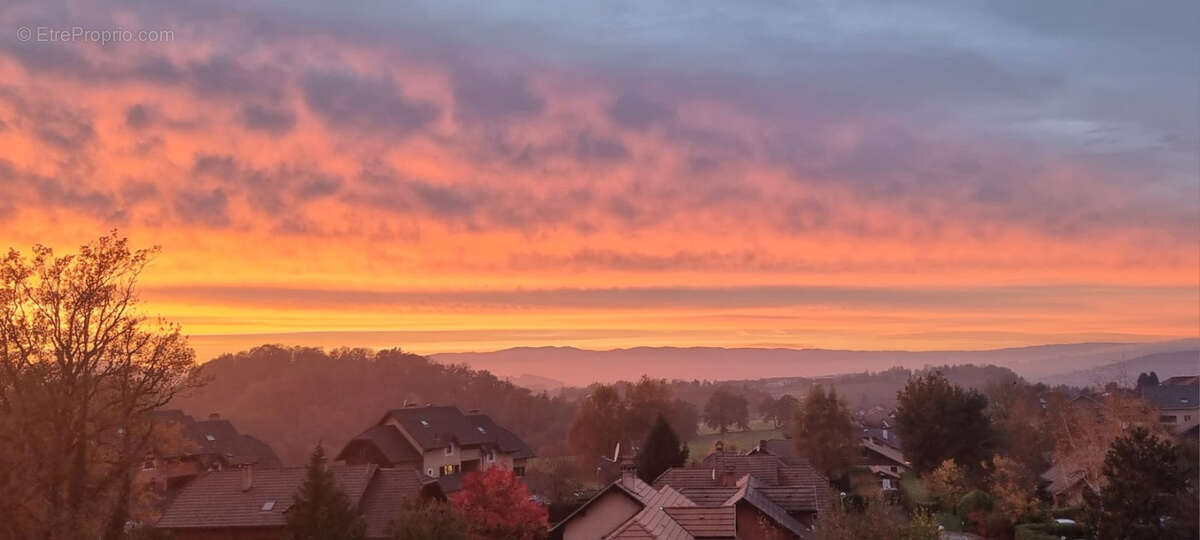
{"left": 1039, "top": 350, "right": 1200, "bottom": 388}
{"left": 508, "top": 373, "right": 566, "bottom": 392}
{"left": 430, "top": 339, "right": 1200, "bottom": 387}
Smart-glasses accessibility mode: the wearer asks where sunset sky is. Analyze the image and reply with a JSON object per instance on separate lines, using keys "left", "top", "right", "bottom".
{"left": 1, "top": 0, "right": 1197, "bottom": 359}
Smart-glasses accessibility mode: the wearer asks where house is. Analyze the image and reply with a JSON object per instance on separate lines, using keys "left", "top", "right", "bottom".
{"left": 1141, "top": 376, "right": 1200, "bottom": 434}
{"left": 140, "top": 410, "right": 281, "bottom": 493}
{"left": 1040, "top": 461, "right": 1088, "bottom": 508}
{"left": 749, "top": 436, "right": 908, "bottom": 492}
{"left": 335, "top": 405, "right": 534, "bottom": 493}
{"left": 550, "top": 456, "right": 816, "bottom": 539}
{"left": 155, "top": 464, "right": 443, "bottom": 540}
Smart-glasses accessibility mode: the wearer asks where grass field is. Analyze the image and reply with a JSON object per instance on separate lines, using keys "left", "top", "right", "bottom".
{"left": 687, "top": 422, "right": 785, "bottom": 461}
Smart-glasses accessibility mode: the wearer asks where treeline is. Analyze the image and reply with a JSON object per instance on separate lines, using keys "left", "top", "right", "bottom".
{"left": 174, "top": 345, "right": 576, "bottom": 464}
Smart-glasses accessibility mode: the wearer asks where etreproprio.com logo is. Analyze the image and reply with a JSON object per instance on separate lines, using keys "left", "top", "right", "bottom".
{"left": 16, "top": 25, "right": 174, "bottom": 44}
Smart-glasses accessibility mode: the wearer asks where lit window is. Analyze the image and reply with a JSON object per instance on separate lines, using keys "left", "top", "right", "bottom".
{"left": 441, "top": 464, "right": 457, "bottom": 476}
{"left": 262, "top": 500, "right": 275, "bottom": 511}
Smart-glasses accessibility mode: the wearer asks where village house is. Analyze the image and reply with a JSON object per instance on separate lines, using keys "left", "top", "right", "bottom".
{"left": 749, "top": 434, "right": 909, "bottom": 492}
{"left": 335, "top": 404, "right": 534, "bottom": 493}
{"left": 156, "top": 464, "right": 443, "bottom": 540}
{"left": 551, "top": 453, "right": 829, "bottom": 539}
{"left": 140, "top": 410, "right": 281, "bottom": 493}
{"left": 1141, "top": 375, "right": 1200, "bottom": 434}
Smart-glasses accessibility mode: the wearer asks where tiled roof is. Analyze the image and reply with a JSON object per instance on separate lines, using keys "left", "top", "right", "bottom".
{"left": 550, "top": 476, "right": 657, "bottom": 534}
{"left": 466, "top": 413, "right": 536, "bottom": 459}
{"left": 156, "top": 465, "right": 376, "bottom": 529}
{"left": 860, "top": 437, "right": 907, "bottom": 468}
{"left": 672, "top": 487, "right": 739, "bottom": 506}
{"left": 358, "top": 469, "right": 442, "bottom": 539}
{"left": 380, "top": 406, "right": 534, "bottom": 459}
{"left": 727, "top": 479, "right": 810, "bottom": 538}
{"left": 335, "top": 425, "right": 423, "bottom": 465}
{"left": 152, "top": 410, "right": 282, "bottom": 467}
{"left": 1142, "top": 382, "right": 1200, "bottom": 411}
{"left": 662, "top": 507, "right": 735, "bottom": 538}
{"left": 609, "top": 522, "right": 655, "bottom": 539}
{"left": 605, "top": 486, "right": 697, "bottom": 540}
{"left": 653, "top": 454, "right": 830, "bottom": 514}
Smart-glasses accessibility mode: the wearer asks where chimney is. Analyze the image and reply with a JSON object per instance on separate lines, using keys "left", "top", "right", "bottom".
{"left": 882, "top": 428, "right": 889, "bottom": 440}
{"left": 209, "top": 412, "right": 220, "bottom": 420}
{"left": 757, "top": 439, "right": 768, "bottom": 452}
{"left": 240, "top": 465, "right": 253, "bottom": 492}
{"left": 719, "top": 465, "right": 737, "bottom": 487}
{"left": 619, "top": 454, "right": 637, "bottom": 490}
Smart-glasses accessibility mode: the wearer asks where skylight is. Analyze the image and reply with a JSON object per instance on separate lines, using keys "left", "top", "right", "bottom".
{"left": 420, "top": 420, "right": 430, "bottom": 427}
{"left": 476, "top": 426, "right": 487, "bottom": 433}
{"left": 205, "top": 434, "right": 216, "bottom": 441}
{"left": 261, "top": 500, "right": 275, "bottom": 511}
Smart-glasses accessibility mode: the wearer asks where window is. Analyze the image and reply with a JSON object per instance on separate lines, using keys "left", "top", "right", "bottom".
{"left": 205, "top": 434, "right": 216, "bottom": 441}
{"left": 141, "top": 457, "right": 156, "bottom": 471}
{"left": 1186, "top": 415, "right": 1193, "bottom": 422}
{"left": 513, "top": 466, "right": 526, "bottom": 477}
{"left": 444, "top": 443, "right": 454, "bottom": 456}
{"left": 487, "top": 450, "right": 496, "bottom": 463}
{"left": 881, "top": 479, "right": 893, "bottom": 490}
{"left": 476, "top": 426, "right": 487, "bottom": 434}
{"left": 1160, "top": 415, "right": 1178, "bottom": 423}
{"left": 420, "top": 420, "right": 430, "bottom": 427}
{"left": 441, "top": 464, "right": 459, "bottom": 476}
{"left": 261, "top": 500, "right": 275, "bottom": 511}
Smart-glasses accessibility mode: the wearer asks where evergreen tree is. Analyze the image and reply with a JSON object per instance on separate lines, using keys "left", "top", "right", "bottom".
{"left": 895, "top": 372, "right": 993, "bottom": 476}
{"left": 1090, "top": 427, "right": 1195, "bottom": 539}
{"left": 285, "top": 444, "right": 366, "bottom": 540}
{"left": 636, "top": 414, "right": 689, "bottom": 483}
{"left": 792, "top": 385, "right": 858, "bottom": 478}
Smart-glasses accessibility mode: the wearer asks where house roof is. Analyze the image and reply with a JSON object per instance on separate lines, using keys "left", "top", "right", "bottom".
{"left": 152, "top": 410, "right": 282, "bottom": 467}
{"left": 726, "top": 477, "right": 810, "bottom": 538}
{"left": 156, "top": 464, "right": 436, "bottom": 538}
{"left": 860, "top": 437, "right": 908, "bottom": 468}
{"left": 604, "top": 485, "right": 698, "bottom": 540}
{"left": 156, "top": 465, "right": 376, "bottom": 530}
{"left": 662, "top": 507, "right": 735, "bottom": 538}
{"left": 466, "top": 412, "right": 536, "bottom": 459}
{"left": 1142, "top": 382, "right": 1200, "bottom": 411}
{"left": 549, "top": 476, "right": 657, "bottom": 534}
{"left": 383, "top": 406, "right": 490, "bottom": 450}
{"left": 1040, "top": 462, "right": 1087, "bottom": 496}
{"left": 653, "top": 454, "right": 829, "bottom": 515}
{"left": 375, "top": 406, "right": 535, "bottom": 460}
{"left": 335, "top": 425, "right": 424, "bottom": 465}
{"left": 358, "top": 469, "right": 443, "bottom": 539}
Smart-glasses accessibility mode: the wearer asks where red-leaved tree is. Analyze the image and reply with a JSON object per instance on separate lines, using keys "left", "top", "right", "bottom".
{"left": 450, "top": 467, "right": 548, "bottom": 540}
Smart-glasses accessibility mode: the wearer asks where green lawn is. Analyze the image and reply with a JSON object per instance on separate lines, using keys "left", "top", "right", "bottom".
{"left": 686, "top": 425, "right": 785, "bottom": 461}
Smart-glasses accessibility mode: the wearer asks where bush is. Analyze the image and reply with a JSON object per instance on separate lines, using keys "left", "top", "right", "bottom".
{"left": 956, "top": 489, "right": 993, "bottom": 516}
{"left": 1014, "top": 521, "right": 1090, "bottom": 540}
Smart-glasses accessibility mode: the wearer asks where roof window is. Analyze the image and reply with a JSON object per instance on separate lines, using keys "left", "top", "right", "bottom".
{"left": 262, "top": 500, "right": 275, "bottom": 511}
{"left": 205, "top": 434, "right": 216, "bottom": 441}
{"left": 420, "top": 420, "right": 430, "bottom": 427}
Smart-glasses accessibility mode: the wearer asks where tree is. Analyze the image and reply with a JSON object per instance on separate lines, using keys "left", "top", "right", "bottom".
{"left": 389, "top": 498, "right": 468, "bottom": 540}
{"left": 812, "top": 494, "right": 905, "bottom": 540}
{"left": 285, "top": 444, "right": 366, "bottom": 540}
{"left": 984, "top": 376, "right": 1053, "bottom": 474}
{"left": 451, "top": 467, "right": 548, "bottom": 540}
{"left": 792, "top": 385, "right": 857, "bottom": 478}
{"left": 1051, "top": 390, "right": 1163, "bottom": 493}
{"left": 1136, "top": 371, "right": 1160, "bottom": 390}
{"left": 895, "top": 372, "right": 993, "bottom": 475}
{"left": 636, "top": 414, "right": 689, "bottom": 483}
{"left": 925, "top": 459, "right": 968, "bottom": 509}
{"left": 567, "top": 384, "right": 627, "bottom": 458}
{"left": 702, "top": 389, "right": 749, "bottom": 434}
{"left": 989, "top": 455, "right": 1037, "bottom": 526}
{"left": 1089, "top": 427, "right": 1195, "bottom": 539}
{"left": 0, "top": 233, "right": 203, "bottom": 539}
{"left": 759, "top": 394, "right": 800, "bottom": 429}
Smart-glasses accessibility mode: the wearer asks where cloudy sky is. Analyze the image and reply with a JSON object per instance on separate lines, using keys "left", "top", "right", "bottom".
{"left": 1, "top": 0, "right": 1196, "bottom": 357}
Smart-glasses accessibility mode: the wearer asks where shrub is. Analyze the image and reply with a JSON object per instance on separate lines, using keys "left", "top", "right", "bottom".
{"left": 956, "top": 489, "right": 993, "bottom": 516}
{"left": 1014, "top": 521, "right": 1090, "bottom": 540}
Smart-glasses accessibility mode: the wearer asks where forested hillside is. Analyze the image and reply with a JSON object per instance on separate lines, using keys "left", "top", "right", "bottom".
{"left": 173, "top": 345, "right": 576, "bottom": 465}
